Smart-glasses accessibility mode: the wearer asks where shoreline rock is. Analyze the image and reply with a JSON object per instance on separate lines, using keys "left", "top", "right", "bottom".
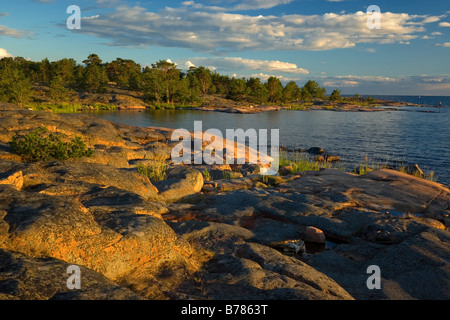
{"left": 0, "top": 102, "right": 449, "bottom": 300}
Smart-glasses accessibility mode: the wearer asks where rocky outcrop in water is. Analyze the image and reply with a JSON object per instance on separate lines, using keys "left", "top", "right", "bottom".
{"left": 0, "top": 102, "right": 449, "bottom": 300}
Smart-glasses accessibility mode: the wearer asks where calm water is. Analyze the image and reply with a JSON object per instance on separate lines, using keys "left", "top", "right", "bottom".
{"left": 91, "top": 96, "right": 450, "bottom": 185}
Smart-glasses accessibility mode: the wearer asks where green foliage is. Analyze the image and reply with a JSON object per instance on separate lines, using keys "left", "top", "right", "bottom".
{"left": 137, "top": 161, "right": 168, "bottom": 182}
{"left": 1, "top": 54, "right": 354, "bottom": 110}
{"left": 27, "top": 102, "right": 116, "bottom": 113}
{"left": 302, "top": 80, "right": 326, "bottom": 100}
{"left": 0, "top": 64, "right": 32, "bottom": 107}
{"left": 265, "top": 76, "right": 283, "bottom": 103}
{"left": 330, "top": 89, "right": 342, "bottom": 101}
{"left": 202, "top": 169, "right": 211, "bottom": 181}
{"left": 247, "top": 77, "right": 268, "bottom": 104}
{"left": 49, "top": 75, "right": 70, "bottom": 102}
{"left": 282, "top": 81, "right": 301, "bottom": 103}
{"left": 227, "top": 77, "right": 250, "bottom": 101}
{"left": 279, "top": 152, "right": 332, "bottom": 174}
{"left": 9, "top": 127, "right": 94, "bottom": 162}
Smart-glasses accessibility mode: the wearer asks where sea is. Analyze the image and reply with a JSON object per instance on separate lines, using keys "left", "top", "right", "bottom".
{"left": 91, "top": 95, "right": 450, "bottom": 186}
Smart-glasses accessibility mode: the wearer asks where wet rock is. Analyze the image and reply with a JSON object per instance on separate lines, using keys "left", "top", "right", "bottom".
{"left": 304, "top": 226, "right": 326, "bottom": 244}
{"left": 315, "top": 154, "right": 340, "bottom": 162}
{"left": 307, "top": 147, "right": 325, "bottom": 154}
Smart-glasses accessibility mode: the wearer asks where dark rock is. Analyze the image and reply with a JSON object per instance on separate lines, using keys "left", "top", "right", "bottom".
{"left": 315, "top": 154, "right": 340, "bottom": 162}
{"left": 307, "top": 147, "right": 325, "bottom": 154}
{"left": 304, "top": 226, "right": 326, "bottom": 244}
{"left": 240, "top": 164, "right": 267, "bottom": 176}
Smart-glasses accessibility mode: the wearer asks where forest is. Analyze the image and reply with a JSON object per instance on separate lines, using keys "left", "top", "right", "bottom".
{"left": 0, "top": 54, "right": 340, "bottom": 108}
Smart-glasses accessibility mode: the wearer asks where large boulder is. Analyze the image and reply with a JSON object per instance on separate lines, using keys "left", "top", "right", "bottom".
{"left": 0, "top": 249, "right": 142, "bottom": 300}
{"left": 153, "top": 166, "right": 204, "bottom": 202}
{"left": 0, "top": 184, "right": 184, "bottom": 281}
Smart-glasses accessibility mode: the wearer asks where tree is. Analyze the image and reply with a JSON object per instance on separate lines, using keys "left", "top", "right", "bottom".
{"left": 282, "top": 81, "right": 301, "bottom": 103}
{"left": 151, "top": 60, "right": 181, "bottom": 104}
{"left": 330, "top": 89, "right": 342, "bottom": 101}
{"left": 49, "top": 75, "right": 70, "bottom": 102}
{"left": 51, "top": 58, "right": 77, "bottom": 86}
{"left": 40, "top": 58, "right": 52, "bottom": 83}
{"left": 227, "top": 77, "right": 250, "bottom": 101}
{"left": 302, "top": 80, "right": 326, "bottom": 99}
{"left": 80, "top": 54, "right": 108, "bottom": 93}
{"left": 83, "top": 53, "right": 103, "bottom": 67}
{"left": 141, "top": 67, "right": 164, "bottom": 104}
{"left": 247, "top": 77, "right": 268, "bottom": 104}
{"left": 211, "top": 72, "right": 231, "bottom": 95}
{"left": 0, "top": 64, "right": 32, "bottom": 108}
{"left": 266, "top": 76, "right": 283, "bottom": 103}
{"left": 191, "top": 66, "right": 212, "bottom": 94}
{"left": 105, "top": 58, "right": 141, "bottom": 88}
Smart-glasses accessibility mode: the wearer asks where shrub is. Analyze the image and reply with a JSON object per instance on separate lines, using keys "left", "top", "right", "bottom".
{"left": 202, "top": 169, "right": 211, "bottom": 181}
{"left": 137, "top": 161, "right": 168, "bottom": 182}
{"left": 9, "top": 127, "right": 94, "bottom": 162}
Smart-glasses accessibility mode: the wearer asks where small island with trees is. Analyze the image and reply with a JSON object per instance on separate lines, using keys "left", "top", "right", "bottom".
{"left": 0, "top": 54, "right": 418, "bottom": 114}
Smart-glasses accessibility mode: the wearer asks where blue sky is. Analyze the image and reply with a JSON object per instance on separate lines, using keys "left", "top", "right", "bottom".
{"left": 1, "top": 0, "right": 449, "bottom": 95}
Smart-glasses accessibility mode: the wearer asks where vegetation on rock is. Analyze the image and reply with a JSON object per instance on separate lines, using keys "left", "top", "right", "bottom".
{"left": 9, "top": 127, "right": 94, "bottom": 162}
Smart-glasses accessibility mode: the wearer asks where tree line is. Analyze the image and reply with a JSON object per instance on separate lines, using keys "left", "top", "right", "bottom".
{"left": 0, "top": 54, "right": 339, "bottom": 107}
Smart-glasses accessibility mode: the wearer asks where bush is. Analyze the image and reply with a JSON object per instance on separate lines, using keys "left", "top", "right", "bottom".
{"left": 9, "top": 127, "right": 95, "bottom": 162}
{"left": 137, "top": 161, "right": 167, "bottom": 182}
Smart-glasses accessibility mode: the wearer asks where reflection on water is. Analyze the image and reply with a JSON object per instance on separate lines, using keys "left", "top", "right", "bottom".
{"left": 92, "top": 107, "right": 450, "bottom": 185}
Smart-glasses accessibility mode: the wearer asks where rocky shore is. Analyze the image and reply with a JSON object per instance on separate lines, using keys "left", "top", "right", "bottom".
{"left": 0, "top": 102, "right": 449, "bottom": 300}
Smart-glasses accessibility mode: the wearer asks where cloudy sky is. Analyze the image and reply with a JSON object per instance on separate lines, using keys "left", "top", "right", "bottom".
{"left": 1, "top": 0, "right": 449, "bottom": 95}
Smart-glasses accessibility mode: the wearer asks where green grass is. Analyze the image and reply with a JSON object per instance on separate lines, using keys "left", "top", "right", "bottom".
{"left": 278, "top": 151, "right": 332, "bottom": 174}
{"left": 26, "top": 102, "right": 117, "bottom": 113}
{"left": 137, "top": 161, "right": 168, "bottom": 182}
{"left": 288, "top": 103, "right": 312, "bottom": 111}
{"left": 353, "top": 156, "right": 437, "bottom": 182}
{"left": 149, "top": 103, "right": 197, "bottom": 110}
{"left": 202, "top": 169, "right": 211, "bottom": 181}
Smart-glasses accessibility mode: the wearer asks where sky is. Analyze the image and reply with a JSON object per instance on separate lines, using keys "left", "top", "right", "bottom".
{"left": 0, "top": 0, "right": 449, "bottom": 95}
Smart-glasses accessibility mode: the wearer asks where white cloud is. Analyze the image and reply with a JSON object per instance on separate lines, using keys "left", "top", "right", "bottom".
{"left": 439, "top": 22, "right": 450, "bottom": 27}
{"left": 77, "top": 5, "right": 439, "bottom": 54}
{"left": 324, "top": 80, "right": 359, "bottom": 87}
{"left": 0, "top": 13, "right": 28, "bottom": 38}
{"left": 0, "top": 48, "right": 13, "bottom": 59}
{"left": 248, "top": 73, "right": 302, "bottom": 82}
{"left": 230, "top": 0, "right": 294, "bottom": 11}
{"left": 435, "top": 42, "right": 450, "bottom": 47}
{"left": 177, "top": 57, "right": 309, "bottom": 74}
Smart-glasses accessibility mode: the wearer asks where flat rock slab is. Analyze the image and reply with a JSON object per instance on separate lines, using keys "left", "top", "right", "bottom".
{"left": 0, "top": 249, "right": 142, "bottom": 300}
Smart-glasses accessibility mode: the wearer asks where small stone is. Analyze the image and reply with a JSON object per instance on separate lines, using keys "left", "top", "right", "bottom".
{"left": 304, "top": 226, "right": 326, "bottom": 244}
{"left": 279, "top": 165, "right": 293, "bottom": 175}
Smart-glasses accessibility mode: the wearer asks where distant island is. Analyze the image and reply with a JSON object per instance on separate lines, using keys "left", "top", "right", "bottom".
{"left": 0, "top": 54, "right": 426, "bottom": 114}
